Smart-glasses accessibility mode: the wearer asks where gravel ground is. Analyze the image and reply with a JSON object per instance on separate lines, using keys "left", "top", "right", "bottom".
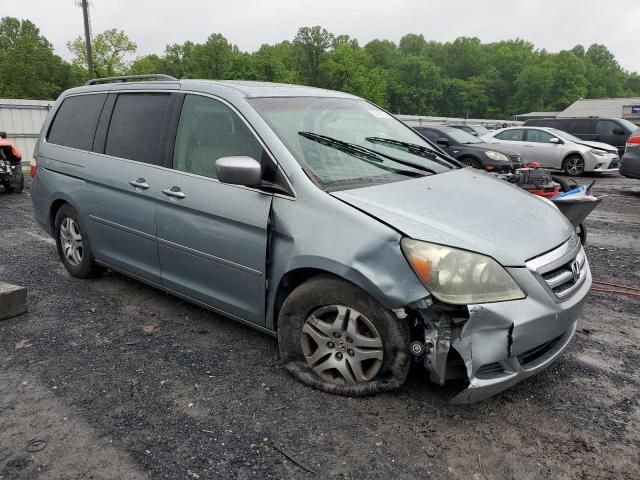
{"left": 0, "top": 174, "right": 638, "bottom": 480}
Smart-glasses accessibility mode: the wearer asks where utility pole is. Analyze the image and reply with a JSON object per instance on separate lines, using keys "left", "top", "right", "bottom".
{"left": 78, "top": 0, "right": 94, "bottom": 79}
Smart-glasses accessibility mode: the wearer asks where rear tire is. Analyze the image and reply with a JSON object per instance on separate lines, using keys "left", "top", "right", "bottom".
{"left": 54, "top": 204, "right": 104, "bottom": 279}
{"left": 277, "top": 275, "right": 410, "bottom": 396}
{"left": 563, "top": 155, "right": 585, "bottom": 176}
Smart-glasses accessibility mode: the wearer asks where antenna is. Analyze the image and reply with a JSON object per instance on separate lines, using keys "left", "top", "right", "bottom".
{"left": 75, "top": 0, "right": 94, "bottom": 79}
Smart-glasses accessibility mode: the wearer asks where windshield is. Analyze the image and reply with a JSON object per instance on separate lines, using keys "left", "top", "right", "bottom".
{"left": 547, "top": 128, "right": 583, "bottom": 143}
{"left": 249, "top": 97, "right": 458, "bottom": 190}
{"left": 618, "top": 118, "right": 638, "bottom": 132}
{"left": 445, "top": 127, "right": 482, "bottom": 144}
{"left": 471, "top": 125, "right": 491, "bottom": 136}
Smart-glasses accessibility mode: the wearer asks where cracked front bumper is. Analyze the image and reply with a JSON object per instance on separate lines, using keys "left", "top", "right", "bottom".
{"left": 448, "top": 251, "right": 591, "bottom": 404}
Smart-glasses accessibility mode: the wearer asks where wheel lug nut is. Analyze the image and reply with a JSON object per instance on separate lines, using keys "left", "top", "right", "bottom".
{"left": 336, "top": 352, "right": 343, "bottom": 360}
{"left": 327, "top": 342, "right": 335, "bottom": 348}
{"left": 333, "top": 332, "right": 341, "bottom": 338}
{"left": 347, "top": 349, "right": 354, "bottom": 356}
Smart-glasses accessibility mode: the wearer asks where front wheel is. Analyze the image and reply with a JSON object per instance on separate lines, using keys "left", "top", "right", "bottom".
{"left": 460, "top": 157, "right": 481, "bottom": 169}
{"left": 563, "top": 155, "right": 585, "bottom": 176}
{"left": 277, "top": 275, "right": 410, "bottom": 396}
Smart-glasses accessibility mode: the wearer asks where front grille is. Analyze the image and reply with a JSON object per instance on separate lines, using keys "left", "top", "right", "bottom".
{"left": 526, "top": 234, "right": 587, "bottom": 302}
{"left": 517, "top": 335, "right": 562, "bottom": 366}
{"left": 540, "top": 249, "right": 586, "bottom": 300}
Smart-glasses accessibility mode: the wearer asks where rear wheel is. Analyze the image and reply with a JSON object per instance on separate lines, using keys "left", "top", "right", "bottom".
{"left": 54, "top": 204, "right": 104, "bottom": 278}
{"left": 563, "top": 155, "right": 585, "bottom": 176}
{"left": 277, "top": 275, "right": 410, "bottom": 396}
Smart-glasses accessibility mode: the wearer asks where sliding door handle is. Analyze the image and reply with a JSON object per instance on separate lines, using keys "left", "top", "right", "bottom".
{"left": 129, "top": 178, "right": 149, "bottom": 189}
{"left": 162, "top": 186, "right": 186, "bottom": 199}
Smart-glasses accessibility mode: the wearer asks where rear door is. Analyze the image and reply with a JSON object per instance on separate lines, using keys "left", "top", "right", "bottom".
{"left": 522, "top": 129, "right": 563, "bottom": 169}
{"left": 85, "top": 91, "right": 182, "bottom": 285}
{"left": 155, "top": 94, "right": 274, "bottom": 325}
{"left": 567, "top": 119, "right": 594, "bottom": 142}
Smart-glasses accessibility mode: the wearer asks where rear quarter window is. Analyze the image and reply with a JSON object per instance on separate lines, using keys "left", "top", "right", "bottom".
{"left": 567, "top": 120, "right": 593, "bottom": 135}
{"left": 47, "top": 94, "right": 107, "bottom": 150}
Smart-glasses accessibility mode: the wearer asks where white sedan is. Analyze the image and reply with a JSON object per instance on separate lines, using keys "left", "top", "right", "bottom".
{"left": 481, "top": 126, "right": 620, "bottom": 176}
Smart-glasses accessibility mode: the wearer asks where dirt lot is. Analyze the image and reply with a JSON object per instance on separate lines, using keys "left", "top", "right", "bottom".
{"left": 1, "top": 174, "right": 638, "bottom": 480}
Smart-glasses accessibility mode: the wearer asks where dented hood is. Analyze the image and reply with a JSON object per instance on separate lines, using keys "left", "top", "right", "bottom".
{"left": 331, "top": 168, "right": 574, "bottom": 267}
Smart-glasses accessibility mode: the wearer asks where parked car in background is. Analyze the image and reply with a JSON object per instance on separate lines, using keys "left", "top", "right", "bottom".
{"left": 482, "top": 126, "right": 620, "bottom": 176}
{"left": 523, "top": 117, "right": 637, "bottom": 156}
{"left": 414, "top": 125, "right": 522, "bottom": 172}
{"left": 31, "top": 75, "right": 590, "bottom": 404}
{"left": 620, "top": 129, "right": 640, "bottom": 180}
{"left": 446, "top": 123, "right": 491, "bottom": 137}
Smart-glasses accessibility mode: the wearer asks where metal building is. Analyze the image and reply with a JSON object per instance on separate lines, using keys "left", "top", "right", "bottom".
{"left": 558, "top": 98, "right": 640, "bottom": 125}
{"left": 0, "top": 99, "right": 54, "bottom": 162}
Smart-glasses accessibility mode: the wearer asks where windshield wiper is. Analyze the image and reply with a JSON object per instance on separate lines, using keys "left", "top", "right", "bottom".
{"left": 365, "top": 137, "right": 459, "bottom": 168}
{"left": 299, "top": 132, "right": 435, "bottom": 175}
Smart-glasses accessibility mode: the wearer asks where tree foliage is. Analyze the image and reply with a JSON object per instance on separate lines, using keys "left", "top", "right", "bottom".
{"left": 4, "top": 17, "right": 640, "bottom": 118}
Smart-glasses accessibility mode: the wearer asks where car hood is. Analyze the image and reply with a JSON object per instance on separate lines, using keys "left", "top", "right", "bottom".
{"left": 332, "top": 168, "right": 574, "bottom": 267}
{"left": 573, "top": 140, "right": 618, "bottom": 153}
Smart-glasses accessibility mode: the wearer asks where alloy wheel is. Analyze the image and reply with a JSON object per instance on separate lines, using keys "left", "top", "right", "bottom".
{"left": 301, "top": 305, "right": 384, "bottom": 385}
{"left": 566, "top": 157, "right": 585, "bottom": 175}
{"left": 60, "top": 217, "right": 83, "bottom": 266}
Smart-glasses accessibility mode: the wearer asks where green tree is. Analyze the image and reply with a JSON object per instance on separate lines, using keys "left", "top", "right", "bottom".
{"left": 390, "top": 54, "right": 442, "bottom": 115}
{"left": 68, "top": 28, "right": 137, "bottom": 78}
{"left": 584, "top": 44, "right": 625, "bottom": 97}
{"left": 252, "top": 42, "right": 299, "bottom": 83}
{"left": 293, "top": 26, "right": 334, "bottom": 86}
{"left": 0, "top": 17, "right": 72, "bottom": 99}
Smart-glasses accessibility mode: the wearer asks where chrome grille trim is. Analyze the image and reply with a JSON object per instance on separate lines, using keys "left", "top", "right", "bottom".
{"left": 526, "top": 234, "right": 587, "bottom": 302}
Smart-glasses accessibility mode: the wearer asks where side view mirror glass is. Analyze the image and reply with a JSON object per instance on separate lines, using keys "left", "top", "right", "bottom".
{"left": 216, "top": 156, "right": 262, "bottom": 186}
{"left": 436, "top": 137, "right": 449, "bottom": 146}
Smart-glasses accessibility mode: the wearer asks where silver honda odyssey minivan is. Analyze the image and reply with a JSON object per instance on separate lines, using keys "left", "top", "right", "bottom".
{"left": 31, "top": 75, "right": 591, "bottom": 403}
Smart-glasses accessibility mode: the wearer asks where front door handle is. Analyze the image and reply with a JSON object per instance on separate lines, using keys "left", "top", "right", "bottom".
{"left": 162, "top": 186, "right": 186, "bottom": 199}
{"left": 129, "top": 178, "right": 149, "bottom": 189}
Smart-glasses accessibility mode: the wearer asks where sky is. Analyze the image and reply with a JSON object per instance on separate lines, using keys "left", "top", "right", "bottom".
{"left": 5, "top": 0, "right": 640, "bottom": 72}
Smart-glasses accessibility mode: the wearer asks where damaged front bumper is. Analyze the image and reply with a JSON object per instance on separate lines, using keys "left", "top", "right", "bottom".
{"left": 417, "top": 237, "right": 591, "bottom": 404}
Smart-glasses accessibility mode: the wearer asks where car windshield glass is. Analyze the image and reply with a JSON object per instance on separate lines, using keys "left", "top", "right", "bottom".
{"left": 548, "top": 128, "right": 583, "bottom": 143}
{"left": 249, "top": 97, "right": 458, "bottom": 189}
{"left": 472, "top": 125, "right": 491, "bottom": 136}
{"left": 618, "top": 119, "right": 638, "bottom": 132}
{"left": 445, "top": 128, "right": 482, "bottom": 144}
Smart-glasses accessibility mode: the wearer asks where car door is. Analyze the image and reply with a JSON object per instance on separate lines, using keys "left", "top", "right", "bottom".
{"left": 594, "top": 120, "right": 624, "bottom": 151}
{"left": 521, "top": 129, "right": 563, "bottom": 168}
{"left": 84, "top": 91, "right": 181, "bottom": 285}
{"left": 492, "top": 129, "right": 532, "bottom": 161}
{"left": 567, "top": 119, "right": 594, "bottom": 142}
{"left": 156, "top": 94, "right": 273, "bottom": 325}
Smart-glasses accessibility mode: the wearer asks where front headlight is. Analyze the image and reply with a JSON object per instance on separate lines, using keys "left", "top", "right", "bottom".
{"left": 401, "top": 239, "right": 526, "bottom": 304}
{"left": 485, "top": 150, "right": 509, "bottom": 162}
{"left": 590, "top": 149, "right": 606, "bottom": 157}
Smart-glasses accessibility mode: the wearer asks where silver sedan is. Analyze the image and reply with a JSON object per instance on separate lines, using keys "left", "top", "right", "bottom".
{"left": 482, "top": 126, "right": 620, "bottom": 176}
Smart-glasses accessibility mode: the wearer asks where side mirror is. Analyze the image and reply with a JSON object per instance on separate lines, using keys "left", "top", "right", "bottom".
{"left": 549, "top": 137, "right": 563, "bottom": 144}
{"left": 216, "top": 156, "right": 262, "bottom": 186}
{"left": 613, "top": 128, "right": 625, "bottom": 135}
{"left": 436, "top": 137, "right": 450, "bottom": 147}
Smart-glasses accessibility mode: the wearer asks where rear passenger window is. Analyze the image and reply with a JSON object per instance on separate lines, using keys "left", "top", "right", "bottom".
{"left": 47, "top": 94, "right": 106, "bottom": 150}
{"left": 568, "top": 120, "right": 593, "bottom": 135}
{"left": 105, "top": 93, "right": 173, "bottom": 165}
{"left": 497, "top": 129, "right": 524, "bottom": 141}
{"left": 415, "top": 129, "right": 439, "bottom": 142}
{"left": 172, "top": 95, "right": 263, "bottom": 179}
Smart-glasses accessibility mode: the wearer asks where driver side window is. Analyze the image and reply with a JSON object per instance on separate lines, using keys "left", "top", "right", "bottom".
{"left": 526, "top": 129, "right": 554, "bottom": 143}
{"left": 173, "top": 95, "right": 263, "bottom": 179}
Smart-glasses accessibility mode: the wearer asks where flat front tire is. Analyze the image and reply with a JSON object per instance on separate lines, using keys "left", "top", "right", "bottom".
{"left": 277, "top": 275, "right": 410, "bottom": 396}
{"left": 54, "top": 204, "right": 104, "bottom": 278}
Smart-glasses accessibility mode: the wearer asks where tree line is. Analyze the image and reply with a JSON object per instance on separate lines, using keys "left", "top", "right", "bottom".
{"left": 3, "top": 17, "right": 640, "bottom": 119}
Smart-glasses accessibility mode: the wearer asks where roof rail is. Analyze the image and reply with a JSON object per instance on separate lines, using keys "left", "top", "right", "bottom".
{"left": 85, "top": 74, "right": 178, "bottom": 86}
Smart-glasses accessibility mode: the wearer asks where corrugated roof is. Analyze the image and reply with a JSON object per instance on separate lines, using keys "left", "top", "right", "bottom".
{"left": 558, "top": 98, "right": 640, "bottom": 118}
{"left": 517, "top": 111, "right": 560, "bottom": 117}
